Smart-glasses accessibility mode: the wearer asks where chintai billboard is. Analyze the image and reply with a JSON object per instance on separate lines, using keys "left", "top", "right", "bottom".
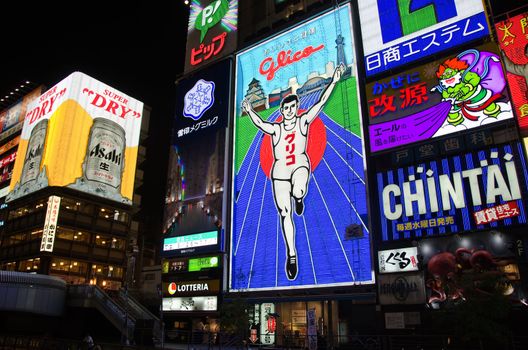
{"left": 230, "top": 4, "right": 373, "bottom": 291}
{"left": 376, "top": 142, "right": 528, "bottom": 241}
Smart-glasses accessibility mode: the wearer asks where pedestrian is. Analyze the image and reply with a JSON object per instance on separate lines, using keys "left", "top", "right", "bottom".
{"left": 80, "top": 332, "right": 95, "bottom": 350}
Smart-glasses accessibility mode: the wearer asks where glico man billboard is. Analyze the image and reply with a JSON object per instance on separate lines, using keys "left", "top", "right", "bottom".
{"left": 184, "top": 0, "right": 238, "bottom": 74}
{"left": 495, "top": 12, "right": 528, "bottom": 136}
{"left": 7, "top": 72, "right": 144, "bottom": 205}
{"left": 358, "top": 0, "right": 490, "bottom": 77}
{"left": 368, "top": 42, "right": 514, "bottom": 153}
{"left": 230, "top": 4, "right": 373, "bottom": 291}
{"left": 376, "top": 142, "right": 528, "bottom": 241}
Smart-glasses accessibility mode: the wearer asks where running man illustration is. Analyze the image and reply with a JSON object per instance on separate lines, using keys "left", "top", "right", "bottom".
{"left": 241, "top": 63, "right": 345, "bottom": 280}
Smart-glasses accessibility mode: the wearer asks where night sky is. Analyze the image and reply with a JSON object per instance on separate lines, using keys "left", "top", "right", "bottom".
{"left": 0, "top": 1, "right": 190, "bottom": 236}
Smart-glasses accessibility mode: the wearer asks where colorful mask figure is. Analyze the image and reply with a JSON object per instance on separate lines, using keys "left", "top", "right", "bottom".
{"left": 434, "top": 49, "right": 506, "bottom": 126}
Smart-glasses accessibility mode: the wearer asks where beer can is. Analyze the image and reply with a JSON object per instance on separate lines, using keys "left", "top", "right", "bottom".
{"left": 20, "top": 119, "right": 48, "bottom": 185}
{"left": 82, "top": 118, "right": 126, "bottom": 194}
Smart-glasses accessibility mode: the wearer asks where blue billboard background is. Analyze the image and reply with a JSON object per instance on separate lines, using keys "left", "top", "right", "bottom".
{"left": 231, "top": 5, "right": 373, "bottom": 291}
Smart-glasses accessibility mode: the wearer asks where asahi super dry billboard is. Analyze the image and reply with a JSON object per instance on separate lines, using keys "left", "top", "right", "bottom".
{"left": 7, "top": 72, "right": 143, "bottom": 204}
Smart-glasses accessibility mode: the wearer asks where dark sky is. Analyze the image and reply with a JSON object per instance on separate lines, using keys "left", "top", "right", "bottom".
{"left": 0, "top": 1, "right": 190, "bottom": 234}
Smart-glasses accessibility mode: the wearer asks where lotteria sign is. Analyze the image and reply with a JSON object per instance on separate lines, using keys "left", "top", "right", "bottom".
{"left": 376, "top": 143, "right": 528, "bottom": 241}
{"left": 358, "top": 0, "right": 490, "bottom": 77}
{"left": 164, "top": 279, "right": 220, "bottom": 297}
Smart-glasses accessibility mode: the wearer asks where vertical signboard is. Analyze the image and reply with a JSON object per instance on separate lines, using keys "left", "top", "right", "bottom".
{"left": 495, "top": 12, "right": 528, "bottom": 135}
{"left": 260, "top": 303, "right": 276, "bottom": 345}
{"left": 184, "top": 0, "right": 238, "bottom": 73}
{"left": 376, "top": 142, "right": 528, "bottom": 241}
{"left": 367, "top": 42, "right": 513, "bottom": 152}
{"left": 358, "top": 0, "right": 490, "bottom": 77}
{"left": 231, "top": 4, "right": 373, "bottom": 291}
{"left": 40, "top": 195, "right": 61, "bottom": 252}
{"left": 163, "top": 59, "right": 230, "bottom": 249}
{"left": 7, "top": 72, "right": 143, "bottom": 204}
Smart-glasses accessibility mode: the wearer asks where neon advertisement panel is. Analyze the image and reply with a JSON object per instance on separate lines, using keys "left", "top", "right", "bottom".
{"left": 162, "top": 230, "right": 219, "bottom": 256}
{"left": 6, "top": 72, "right": 143, "bottom": 205}
{"left": 163, "top": 60, "right": 230, "bottom": 240}
{"left": 368, "top": 42, "right": 514, "bottom": 153}
{"left": 230, "top": 4, "right": 373, "bottom": 291}
{"left": 495, "top": 12, "right": 528, "bottom": 136}
{"left": 184, "top": 0, "right": 238, "bottom": 73}
{"left": 376, "top": 142, "right": 528, "bottom": 241}
{"left": 358, "top": 0, "right": 490, "bottom": 77}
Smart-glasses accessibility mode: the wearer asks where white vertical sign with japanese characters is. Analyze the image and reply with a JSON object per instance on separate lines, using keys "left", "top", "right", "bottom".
{"left": 40, "top": 196, "right": 61, "bottom": 252}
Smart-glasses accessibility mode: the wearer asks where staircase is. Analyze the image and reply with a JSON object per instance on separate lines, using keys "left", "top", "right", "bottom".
{"left": 67, "top": 284, "right": 161, "bottom": 345}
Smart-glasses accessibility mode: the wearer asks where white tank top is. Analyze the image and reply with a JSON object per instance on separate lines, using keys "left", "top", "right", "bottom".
{"left": 271, "top": 117, "right": 310, "bottom": 180}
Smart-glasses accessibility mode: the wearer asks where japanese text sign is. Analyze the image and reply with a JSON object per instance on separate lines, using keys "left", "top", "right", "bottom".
{"left": 184, "top": 0, "right": 238, "bottom": 73}
{"left": 163, "top": 60, "right": 230, "bottom": 239}
{"left": 40, "top": 195, "right": 61, "bottom": 252}
{"left": 378, "top": 247, "right": 419, "bottom": 273}
{"left": 376, "top": 142, "right": 528, "bottom": 241}
{"left": 495, "top": 12, "right": 528, "bottom": 136}
{"left": 358, "top": 0, "right": 490, "bottom": 77}
{"left": 368, "top": 42, "right": 513, "bottom": 152}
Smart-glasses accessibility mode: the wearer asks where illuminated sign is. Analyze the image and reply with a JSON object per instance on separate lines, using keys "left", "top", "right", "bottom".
{"left": 40, "top": 196, "right": 61, "bottom": 252}
{"left": 231, "top": 4, "right": 373, "bottom": 291}
{"left": 495, "top": 12, "right": 528, "bottom": 136}
{"left": 0, "top": 136, "right": 20, "bottom": 156}
{"left": 0, "top": 87, "right": 43, "bottom": 141}
{"left": 368, "top": 43, "right": 513, "bottom": 152}
{"left": 162, "top": 255, "right": 220, "bottom": 273}
{"left": 378, "top": 247, "right": 419, "bottom": 273}
{"left": 163, "top": 60, "right": 231, "bottom": 238}
{"left": 163, "top": 230, "right": 219, "bottom": 256}
{"left": 376, "top": 143, "right": 528, "bottom": 241}
{"left": 163, "top": 279, "right": 220, "bottom": 297}
{"left": 6, "top": 72, "right": 143, "bottom": 205}
{"left": 260, "top": 303, "right": 275, "bottom": 345}
{"left": 162, "top": 296, "right": 217, "bottom": 311}
{"left": 189, "top": 256, "right": 219, "bottom": 271}
{"left": 358, "top": 0, "right": 489, "bottom": 77}
{"left": 184, "top": 0, "right": 238, "bottom": 73}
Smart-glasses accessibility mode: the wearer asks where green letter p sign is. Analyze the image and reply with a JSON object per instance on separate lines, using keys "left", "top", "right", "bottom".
{"left": 195, "top": 0, "right": 230, "bottom": 43}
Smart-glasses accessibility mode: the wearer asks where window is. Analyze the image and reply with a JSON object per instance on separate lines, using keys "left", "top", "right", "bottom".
{"left": 56, "top": 227, "right": 90, "bottom": 243}
{"left": 95, "top": 234, "right": 125, "bottom": 250}
{"left": 18, "top": 258, "right": 40, "bottom": 272}
{"left": 50, "top": 258, "right": 88, "bottom": 274}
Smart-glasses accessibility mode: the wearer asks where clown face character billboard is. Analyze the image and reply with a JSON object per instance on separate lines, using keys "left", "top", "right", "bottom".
{"left": 230, "top": 4, "right": 374, "bottom": 291}
{"left": 368, "top": 42, "right": 514, "bottom": 152}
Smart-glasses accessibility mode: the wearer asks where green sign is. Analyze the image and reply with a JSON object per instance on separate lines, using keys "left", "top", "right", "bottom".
{"left": 195, "top": 0, "right": 229, "bottom": 42}
{"left": 189, "top": 256, "right": 219, "bottom": 272}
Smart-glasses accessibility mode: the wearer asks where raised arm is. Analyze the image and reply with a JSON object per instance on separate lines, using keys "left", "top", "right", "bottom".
{"left": 302, "top": 63, "right": 344, "bottom": 125}
{"left": 242, "top": 99, "right": 276, "bottom": 135}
